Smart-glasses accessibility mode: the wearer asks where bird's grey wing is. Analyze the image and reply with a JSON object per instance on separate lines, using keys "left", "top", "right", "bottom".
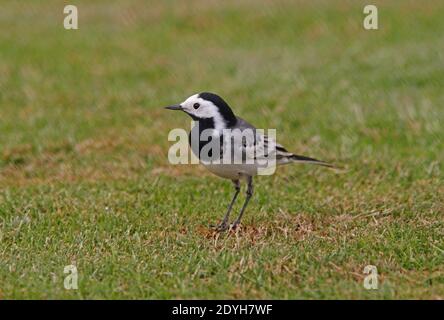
{"left": 230, "top": 117, "right": 274, "bottom": 161}
{"left": 233, "top": 117, "right": 334, "bottom": 168}
{"left": 234, "top": 117, "right": 328, "bottom": 165}
{"left": 235, "top": 117, "right": 285, "bottom": 152}
{"left": 234, "top": 117, "right": 257, "bottom": 130}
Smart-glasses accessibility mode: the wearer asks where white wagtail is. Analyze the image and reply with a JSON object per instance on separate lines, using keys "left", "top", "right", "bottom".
{"left": 166, "top": 92, "right": 334, "bottom": 231}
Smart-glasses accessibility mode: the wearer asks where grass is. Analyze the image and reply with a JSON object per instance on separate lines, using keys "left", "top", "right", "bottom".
{"left": 0, "top": 0, "right": 443, "bottom": 299}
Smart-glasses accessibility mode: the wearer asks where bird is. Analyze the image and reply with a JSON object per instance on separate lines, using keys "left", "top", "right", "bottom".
{"left": 165, "top": 92, "right": 335, "bottom": 232}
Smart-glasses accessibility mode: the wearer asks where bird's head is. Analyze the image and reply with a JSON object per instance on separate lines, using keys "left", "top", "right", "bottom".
{"left": 165, "top": 92, "right": 237, "bottom": 129}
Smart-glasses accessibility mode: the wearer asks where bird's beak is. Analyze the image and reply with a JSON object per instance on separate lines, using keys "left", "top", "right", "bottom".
{"left": 165, "top": 104, "right": 182, "bottom": 111}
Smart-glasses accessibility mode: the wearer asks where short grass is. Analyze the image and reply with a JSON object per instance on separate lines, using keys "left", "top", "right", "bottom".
{"left": 0, "top": 0, "right": 443, "bottom": 299}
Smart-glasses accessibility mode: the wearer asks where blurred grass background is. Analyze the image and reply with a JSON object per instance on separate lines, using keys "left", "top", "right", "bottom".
{"left": 0, "top": 0, "right": 443, "bottom": 299}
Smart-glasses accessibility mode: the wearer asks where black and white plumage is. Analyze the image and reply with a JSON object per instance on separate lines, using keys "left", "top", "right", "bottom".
{"left": 166, "top": 92, "right": 334, "bottom": 231}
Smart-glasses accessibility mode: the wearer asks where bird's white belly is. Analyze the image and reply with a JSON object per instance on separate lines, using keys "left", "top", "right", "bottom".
{"left": 202, "top": 162, "right": 259, "bottom": 180}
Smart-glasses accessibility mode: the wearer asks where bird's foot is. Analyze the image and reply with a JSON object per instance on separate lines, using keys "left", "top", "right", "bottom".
{"left": 210, "top": 221, "right": 229, "bottom": 232}
{"left": 230, "top": 221, "right": 241, "bottom": 231}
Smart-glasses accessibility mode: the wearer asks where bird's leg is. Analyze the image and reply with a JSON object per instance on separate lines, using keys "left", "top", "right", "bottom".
{"left": 214, "top": 180, "right": 240, "bottom": 231}
{"left": 232, "top": 176, "right": 253, "bottom": 229}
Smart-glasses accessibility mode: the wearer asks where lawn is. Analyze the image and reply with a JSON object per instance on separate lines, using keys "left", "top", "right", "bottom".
{"left": 0, "top": 0, "right": 443, "bottom": 299}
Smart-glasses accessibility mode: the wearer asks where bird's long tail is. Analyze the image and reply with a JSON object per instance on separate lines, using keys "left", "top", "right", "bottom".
{"left": 275, "top": 145, "right": 336, "bottom": 168}
{"left": 287, "top": 154, "right": 335, "bottom": 168}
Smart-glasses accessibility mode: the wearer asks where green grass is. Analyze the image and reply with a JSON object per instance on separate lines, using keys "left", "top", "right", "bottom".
{"left": 0, "top": 0, "right": 443, "bottom": 299}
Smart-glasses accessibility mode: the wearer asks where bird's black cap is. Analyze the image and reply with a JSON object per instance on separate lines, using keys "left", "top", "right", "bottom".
{"left": 198, "top": 92, "right": 237, "bottom": 127}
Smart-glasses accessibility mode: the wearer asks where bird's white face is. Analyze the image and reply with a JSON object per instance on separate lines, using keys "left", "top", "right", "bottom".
{"left": 180, "top": 94, "right": 221, "bottom": 120}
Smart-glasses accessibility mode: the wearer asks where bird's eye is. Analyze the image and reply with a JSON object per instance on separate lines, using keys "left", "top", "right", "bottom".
{"left": 193, "top": 103, "right": 200, "bottom": 109}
